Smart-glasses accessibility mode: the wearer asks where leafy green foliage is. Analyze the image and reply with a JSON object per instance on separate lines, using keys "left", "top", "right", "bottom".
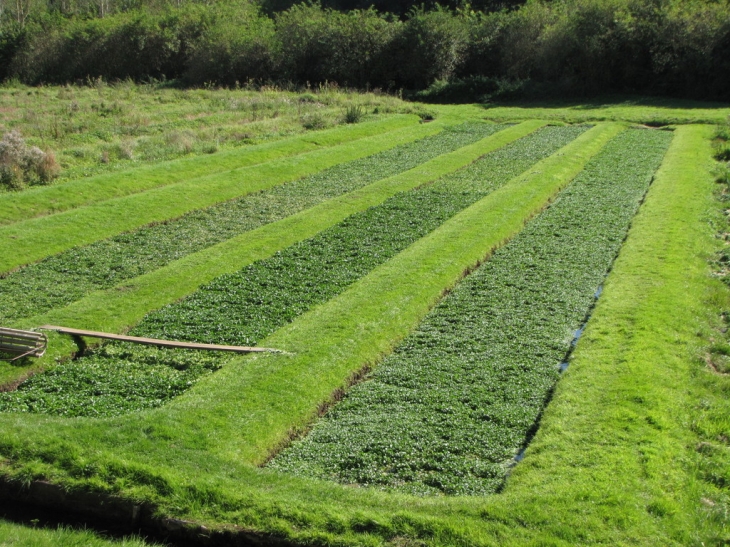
{"left": 0, "top": 122, "right": 503, "bottom": 324}
{"left": 269, "top": 128, "right": 672, "bottom": 496}
{"left": 0, "top": 125, "right": 585, "bottom": 417}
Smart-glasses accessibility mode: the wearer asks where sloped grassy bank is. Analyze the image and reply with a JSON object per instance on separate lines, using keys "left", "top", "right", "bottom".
{"left": 0, "top": 125, "right": 587, "bottom": 417}
{"left": 0, "top": 121, "right": 505, "bottom": 324}
{"left": 269, "top": 127, "right": 672, "bottom": 495}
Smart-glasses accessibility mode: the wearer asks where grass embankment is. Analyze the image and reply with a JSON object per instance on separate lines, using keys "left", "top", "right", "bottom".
{"left": 0, "top": 124, "right": 620, "bottom": 528}
{"left": 0, "top": 118, "right": 441, "bottom": 274}
{"left": 0, "top": 115, "right": 419, "bottom": 225}
{"left": 0, "top": 121, "right": 506, "bottom": 324}
{"left": 0, "top": 121, "right": 544, "bottom": 386}
{"left": 0, "top": 124, "right": 585, "bottom": 415}
{"left": 269, "top": 127, "right": 672, "bottom": 496}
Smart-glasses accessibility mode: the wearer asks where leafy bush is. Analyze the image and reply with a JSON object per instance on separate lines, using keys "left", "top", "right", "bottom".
{"left": 342, "top": 104, "right": 364, "bottom": 123}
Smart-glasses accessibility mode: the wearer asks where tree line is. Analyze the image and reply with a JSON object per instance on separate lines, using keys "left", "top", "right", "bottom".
{"left": 0, "top": 0, "right": 728, "bottom": 101}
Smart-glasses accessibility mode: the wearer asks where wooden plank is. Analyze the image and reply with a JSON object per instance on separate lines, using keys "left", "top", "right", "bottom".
{"left": 0, "top": 328, "right": 45, "bottom": 342}
{"left": 39, "top": 325, "right": 278, "bottom": 353}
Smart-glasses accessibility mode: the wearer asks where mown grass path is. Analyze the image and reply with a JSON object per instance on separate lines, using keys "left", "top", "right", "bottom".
{"left": 0, "top": 122, "right": 505, "bottom": 324}
{"left": 0, "top": 115, "right": 419, "bottom": 226}
{"left": 0, "top": 119, "right": 441, "bottom": 274}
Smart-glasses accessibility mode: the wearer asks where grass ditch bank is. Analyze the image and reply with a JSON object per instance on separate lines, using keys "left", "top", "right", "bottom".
{"left": 0, "top": 121, "right": 506, "bottom": 325}
{"left": 0, "top": 119, "right": 442, "bottom": 275}
{"left": 0, "top": 115, "right": 420, "bottom": 226}
{"left": 0, "top": 124, "right": 586, "bottom": 416}
{"left": 269, "top": 127, "right": 672, "bottom": 496}
{"left": 0, "top": 120, "right": 546, "bottom": 386}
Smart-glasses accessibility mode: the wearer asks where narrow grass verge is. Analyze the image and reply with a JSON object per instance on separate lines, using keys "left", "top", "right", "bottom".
{"left": 0, "top": 119, "right": 442, "bottom": 274}
{"left": 0, "top": 115, "right": 419, "bottom": 226}
{"left": 0, "top": 518, "right": 158, "bottom": 547}
{"left": 0, "top": 125, "right": 585, "bottom": 416}
{"left": 0, "top": 122, "right": 506, "bottom": 324}
{"left": 268, "top": 127, "right": 671, "bottom": 496}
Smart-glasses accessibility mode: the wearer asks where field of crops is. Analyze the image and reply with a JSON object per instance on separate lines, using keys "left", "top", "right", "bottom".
{"left": 0, "top": 98, "right": 728, "bottom": 547}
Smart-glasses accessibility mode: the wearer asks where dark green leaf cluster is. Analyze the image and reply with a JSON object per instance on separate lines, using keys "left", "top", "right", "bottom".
{"left": 0, "top": 122, "right": 502, "bottom": 324}
{"left": 0, "top": 125, "right": 584, "bottom": 417}
{"left": 0, "top": 343, "right": 218, "bottom": 417}
{"left": 269, "top": 128, "right": 672, "bottom": 496}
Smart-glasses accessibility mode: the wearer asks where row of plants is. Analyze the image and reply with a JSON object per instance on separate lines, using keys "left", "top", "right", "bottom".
{"left": 0, "top": 121, "right": 544, "bottom": 388}
{"left": 269, "top": 127, "right": 673, "bottom": 496}
{"left": 0, "top": 125, "right": 587, "bottom": 416}
{"left": 0, "top": 121, "right": 502, "bottom": 324}
{"left": 0, "top": 117, "right": 439, "bottom": 274}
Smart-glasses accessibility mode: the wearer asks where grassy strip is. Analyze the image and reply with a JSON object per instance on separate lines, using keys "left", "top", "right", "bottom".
{"left": 0, "top": 519, "right": 157, "bottom": 547}
{"left": 0, "top": 125, "right": 586, "bottom": 416}
{"left": 0, "top": 121, "right": 545, "bottom": 386}
{"left": 488, "top": 124, "right": 725, "bottom": 545}
{"left": 0, "top": 115, "right": 419, "bottom": 226}
{"left": 431, "top": 98, "right": 730, "bottom": 125}
{"left": 0, "top": 119, "right": 441, "bottom": 274}
{"left": 0, "top": 122, "right": 505, "bottom": 324}
{"left": 269, "top": 127, "right": 672, "bottom": 496}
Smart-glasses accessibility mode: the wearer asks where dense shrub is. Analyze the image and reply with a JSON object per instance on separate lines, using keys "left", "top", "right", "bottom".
{"left": 2, "top": 0, "right": 729, "bottom": 100}
{"left": 275, "top": 5, "right": 393, "bottom": 87}
{"left": 0, "top": 130, "right": 59, "bottom": 190}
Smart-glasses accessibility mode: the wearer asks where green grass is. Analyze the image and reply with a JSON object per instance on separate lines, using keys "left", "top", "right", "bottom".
{"left": 472, "top": 96, "right": 730, "bottom": 125}
{"left": 0, "top": 518, "right": 158, "bottom": 546}
{"left": 0, "top": 125, "right": 585, "bottom": 416}
{"left": 0, "top": 115, "right": 419, "bottom": 225}
{"left": 0, "top": 121, "right": 505, "bottom": 324}
{"left": 0, "top": 118, "right": 442, "bottom": 274}
{"left": 0, "top": 121, "right": 544, "bottom": 386}
{"left": 0, "top": 82, "right": 418, "bottom": 188}
{"left": 492, "top": 124, "right": 725, "bottom": 545}
{"left": 269, "top": 127, "right": 671, "bottom": 496}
